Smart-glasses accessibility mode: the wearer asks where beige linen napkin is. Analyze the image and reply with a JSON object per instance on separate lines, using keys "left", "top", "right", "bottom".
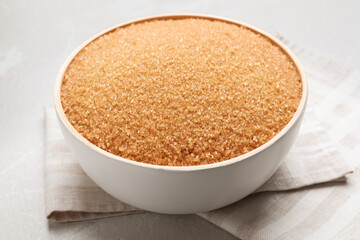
{"left": 45, "top": 39, "right": 360, "bottom": 238}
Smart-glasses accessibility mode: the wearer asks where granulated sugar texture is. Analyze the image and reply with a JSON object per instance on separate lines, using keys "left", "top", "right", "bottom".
{"left": 61, "top": 18, "right": 302, "bottom": 166}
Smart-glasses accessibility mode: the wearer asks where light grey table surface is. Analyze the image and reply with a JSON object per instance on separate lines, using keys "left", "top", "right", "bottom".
{"left": 0, "top": 0, "right": 359, "bottom": 239}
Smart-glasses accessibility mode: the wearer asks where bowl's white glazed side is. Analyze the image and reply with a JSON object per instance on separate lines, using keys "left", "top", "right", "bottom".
{"left": 54, "top": 14, "right": 307, "bottom": 213}
{"left": 57, "top": 110, "right": 304, "bottom": 213}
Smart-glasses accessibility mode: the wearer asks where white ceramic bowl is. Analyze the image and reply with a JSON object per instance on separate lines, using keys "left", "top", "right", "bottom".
{"left": 54, "top": 14, "right": 307, "bottom": 214}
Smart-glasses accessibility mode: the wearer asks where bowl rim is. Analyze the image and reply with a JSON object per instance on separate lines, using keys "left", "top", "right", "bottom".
{"left": 54, "top": 13, "right": 308, "bottom": 172}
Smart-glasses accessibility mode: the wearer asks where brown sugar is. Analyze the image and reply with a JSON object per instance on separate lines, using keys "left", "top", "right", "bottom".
{"left": 61, "top": 18, "right": 302, "bottom": 166}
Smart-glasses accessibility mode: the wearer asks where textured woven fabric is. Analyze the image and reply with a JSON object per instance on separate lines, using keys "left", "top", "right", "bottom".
{"left": 44, "top": 38, "right": 360, "bottom": 239}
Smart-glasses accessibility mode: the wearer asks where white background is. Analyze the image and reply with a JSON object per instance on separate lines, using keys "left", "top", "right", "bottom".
{"left": 0, "top": 0, "right": 359, "bottom": 239}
